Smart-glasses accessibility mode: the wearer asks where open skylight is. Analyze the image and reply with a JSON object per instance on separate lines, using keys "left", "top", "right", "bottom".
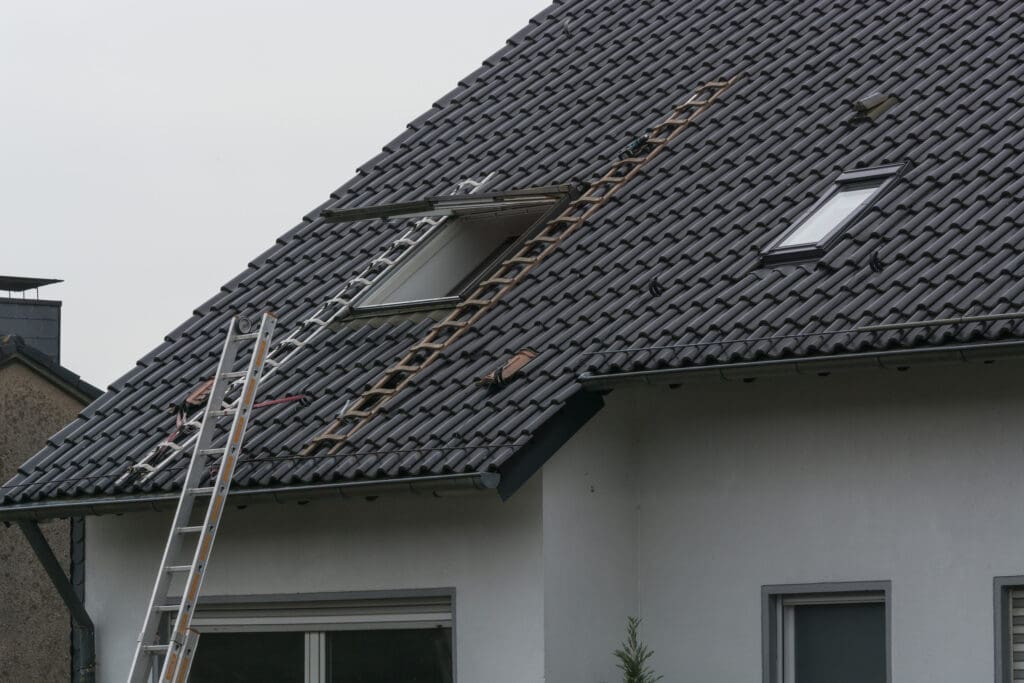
{"left": 763, "top": 164, "right": 901, "bottom": 265}
{"left": 359, "top": 207, "right": 545, "bottom": 309}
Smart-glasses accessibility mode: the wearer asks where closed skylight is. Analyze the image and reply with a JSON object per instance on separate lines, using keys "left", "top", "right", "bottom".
{"left": 763, "top": 164, "right": 902, "bottom": 265}
{"left": 779, "top": 184, "right": 881, "bottom": 248}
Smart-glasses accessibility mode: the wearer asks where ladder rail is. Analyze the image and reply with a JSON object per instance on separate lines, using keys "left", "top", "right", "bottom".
{"left": 304, "top": 76, "right": 742, "bottom": 453}
{"left": 125, "top": 313, "right": 276, "bottom": 683}
{"left": 116, "top": 174, "right": 496, "bottom": 487}
{"left": 158, "top": 313, "right": 274, "bottom": 682}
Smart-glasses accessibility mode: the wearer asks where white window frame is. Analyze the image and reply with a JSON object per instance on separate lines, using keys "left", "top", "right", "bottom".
{"left": 174, "top": 589, "right": 455, "bottom": 683}
{"left": 762, "top": 581, "right": 891, "bottom": 683}
{"left": 762, "top": 164, "right": 903, "bottom": 265}
{"left": 355, "top": 205, "right": 553, "bottom": 313}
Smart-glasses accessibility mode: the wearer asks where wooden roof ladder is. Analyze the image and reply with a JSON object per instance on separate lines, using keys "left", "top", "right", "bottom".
{"left": 305, "top": 75, "right": 742, "bottom": 456}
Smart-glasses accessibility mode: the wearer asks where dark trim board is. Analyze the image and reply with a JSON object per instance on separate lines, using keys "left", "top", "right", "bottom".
{"left": 496, "top": 389, "right": 605, "bottom": 500}
{"left": 994, "top": 575, "right": 1024, "bottom": 683}
{"left": 761, "top": 580, "right": 892, "bottom": 683}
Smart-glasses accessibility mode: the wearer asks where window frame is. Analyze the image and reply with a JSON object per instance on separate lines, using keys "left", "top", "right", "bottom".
{"left": 994, "top": 575, "right": 1024, "bottom": 683}
{"left": 171, "top": 588, "right": 456, "bottom": 683}
{"left": 761, "top": 581, "right": 892, "bottom": 683}
{"left": 761, "top": 164, "right": 903, "bottom": 266}
{"left": 354, "top": 194, "right": 571, "bottom": 315}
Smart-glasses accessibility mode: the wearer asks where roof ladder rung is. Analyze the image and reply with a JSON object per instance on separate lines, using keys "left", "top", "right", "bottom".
{"left": 197, "top": 448, "right": 223, "bottom": 456}
{"left": 218, "top": 371, "right": 247, "bottom": 380}
{"left": 234, "top": 332, "right": 260, "bottom": 342}
{"left": 165, "top": 565, "right": 192, "bottom": 573}
{"left": 177, "top": 526, "right": 204, "bottom": 534}
{"left": 207, "top": 409, "right": 235, "bottom": 418}
{"left": 143, "top": 644, "right": 171, "bottom": 653}
{"left": 188, "top": 486, "right": 216, "bottom": 496}
{"left": 152, "top": 605, "right": 180, "bottom": 613}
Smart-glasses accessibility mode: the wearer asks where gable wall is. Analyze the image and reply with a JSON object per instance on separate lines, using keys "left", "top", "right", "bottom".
{"left": 0, "top": 361, "right": 89, "bottom": 683}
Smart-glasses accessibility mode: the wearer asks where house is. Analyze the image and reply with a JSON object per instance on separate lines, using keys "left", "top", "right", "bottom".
{"left": 3, "top": 0, "right": 1024, "bottom": 681}
{"left": 0, "top": 277, "right": 100, "bottom": 683}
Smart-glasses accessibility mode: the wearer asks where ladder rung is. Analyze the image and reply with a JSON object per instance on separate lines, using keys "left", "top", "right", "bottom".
{"left": 197, "top": 448, "right": 223, "bottom": 456}
{"left": 177, "top": 525, "right": 204, "bottom": 534}
{"left": 234, "top": 332, "right": 260, "bottom": 342}
{"left": 143, "top": 643, "right": 171, "bottom": 653}
{"left": 188, "top": 486, "right": 216, "bottom": 496}
{"left": 166, "top": 565, "right": 192, "bottom": 573}
{"left": 153, "top": 605, "right": 180, "bottom": 613}
{"left": 219, "top": 371, "right": 247, "bottom": 380}
{"left": 207, "top": 409, "right": 236, "bottom": 418}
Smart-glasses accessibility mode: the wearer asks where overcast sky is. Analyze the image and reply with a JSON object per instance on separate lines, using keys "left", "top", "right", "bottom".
{"left": 0, "top": 0, "right": 549, "bottom": 389}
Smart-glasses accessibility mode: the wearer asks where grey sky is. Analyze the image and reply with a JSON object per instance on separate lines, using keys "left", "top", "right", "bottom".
{"left": 0, "top": 0, "right": 548, "bottom": 388}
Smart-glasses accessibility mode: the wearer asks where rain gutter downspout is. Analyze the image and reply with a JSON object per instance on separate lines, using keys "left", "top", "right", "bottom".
{"left": 17, "top": 520, "right": 95, "bottom": 683}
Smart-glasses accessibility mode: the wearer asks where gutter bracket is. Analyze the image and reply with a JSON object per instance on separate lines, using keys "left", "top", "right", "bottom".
{"left": 17, "top": 520, "right": 96, "bottom": 683}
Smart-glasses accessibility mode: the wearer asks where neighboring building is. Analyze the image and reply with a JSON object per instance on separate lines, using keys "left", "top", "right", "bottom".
{"left": 0, "top": 277, "right": 100, "bottom": 683}
{"left": 4, "top": 1, "right": 1024, "bottom": 682}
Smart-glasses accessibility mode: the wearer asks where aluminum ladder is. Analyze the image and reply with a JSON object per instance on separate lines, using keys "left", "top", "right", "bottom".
{"left": 126, "top": 312, "right": 276, "bottom": 683}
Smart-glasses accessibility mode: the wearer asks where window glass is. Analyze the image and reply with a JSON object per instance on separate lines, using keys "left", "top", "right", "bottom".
{"left": 360, "top": 210, "right": 541, "bottom": 308}
{"left": 780, "top": 184, "right": 880, "bottom": 247}
{"left": 327, "top": 628, "right": 453, "bottom": 683}
{"left": 189, "top": 631, "right": 304, "bottom": 683}
{"left": 792, "top": 603, "right": 885, "bottom": 683}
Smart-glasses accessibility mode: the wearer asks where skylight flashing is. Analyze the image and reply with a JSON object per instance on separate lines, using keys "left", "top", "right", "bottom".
{"left": 761, "top": 164, "right": 903, "bottom": 266}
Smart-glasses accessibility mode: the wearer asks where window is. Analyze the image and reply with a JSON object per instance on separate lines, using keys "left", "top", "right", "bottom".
{"left": 181, "top": 590, "right": 454, "bottom": 683}
{"left": 995, "top": 576, "right": 1024, "bottom": 682}
{"left": 762, "top": 164, "right": 902, "bottom": 265}
{"left": 358, "top": 206, "right": 548, "bottom": 310}
{"left": 762, "top": 582, "right": 890, "bottom": 683}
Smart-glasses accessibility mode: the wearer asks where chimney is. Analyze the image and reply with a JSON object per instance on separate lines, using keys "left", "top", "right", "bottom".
{"left": 0, "top": 276, "right": 63, "bottom": 363}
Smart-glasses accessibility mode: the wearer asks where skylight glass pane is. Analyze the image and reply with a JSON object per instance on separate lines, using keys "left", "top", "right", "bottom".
{"left": 781, "top": 184, "right": 880, "bottom": 247}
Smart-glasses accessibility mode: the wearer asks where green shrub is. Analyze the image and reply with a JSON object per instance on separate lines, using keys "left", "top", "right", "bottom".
{"left": 613, "top": 616, "right": 663, "bottom": 683}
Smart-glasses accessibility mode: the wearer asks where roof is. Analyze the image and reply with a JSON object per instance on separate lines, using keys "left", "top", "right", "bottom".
{"left": 0, "top": 276, "right": 62, "bottom": 293}
{"left": 4, "top": 0, "right": 1024, "bottom": 513}
{"left": 0, "top": 336, "right": 101, "bottom": 403}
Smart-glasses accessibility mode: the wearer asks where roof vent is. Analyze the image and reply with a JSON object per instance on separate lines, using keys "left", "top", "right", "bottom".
{"left": 851, "top": 91, "right": 900, "bottom": 122}
{"left": 477, "top": 348, "right": 537, "bottom": 388}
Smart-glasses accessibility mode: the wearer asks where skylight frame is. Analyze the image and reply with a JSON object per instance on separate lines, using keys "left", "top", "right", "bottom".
{"left": 761, "top": 164, "right": 903, "bottom": 266}
{"left": 352, "top": 191, "right": 572, "bottom": 317}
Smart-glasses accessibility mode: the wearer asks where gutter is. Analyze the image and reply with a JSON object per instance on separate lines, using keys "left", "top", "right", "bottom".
{"left": 17, "top": 521, "right": 95, "bottom": 683}
{"left": 579, "top": 339, "right": 1024, "bottom": 390}
{"left": 0, "top": 472, "right": 500, "bottom": 523}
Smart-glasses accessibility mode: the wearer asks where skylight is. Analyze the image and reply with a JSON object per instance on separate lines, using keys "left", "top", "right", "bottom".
{"left": 763, "top": 164, "right": 902, "bottom": 265}
{"left": 358, "top": 206, "right": 548, "bottom": 310}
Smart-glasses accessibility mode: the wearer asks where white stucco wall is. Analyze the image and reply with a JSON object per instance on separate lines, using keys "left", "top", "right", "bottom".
{"left": 542, "top": 408, "right": 637, "bottom": 683}
{"left": 86, "top": 479, "right": 543, "bottom": 683}
{"left": 626, "top": 361, "right": 1024, "bottom": 682}
{"left": 84, "top": 359, "right": 1024, "bottom": 683}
